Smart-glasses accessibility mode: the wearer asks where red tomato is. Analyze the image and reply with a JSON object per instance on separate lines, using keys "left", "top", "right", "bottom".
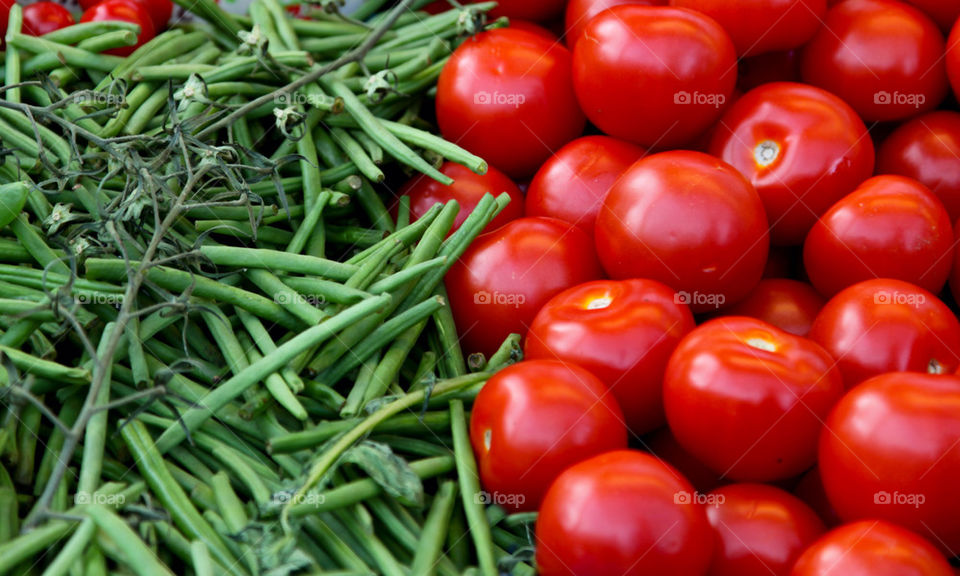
{"left": 669, "top": 0, "right": 826, "bottom": 57}
{"left": 950, "top": 227, "right": 960, "bottom": 306}
{"left": 536, "top": 450, "right": 714, "bottom": 576}
{"left": 21, "top": 2, "right": 75, "bottom": 36}
{"left": 722, "top": 279, "right": 825, "bottom": 337}
{"left": 469, "top": 360, "right": 627, "bottom": 512}
{"left": 819, "top": 372, "right": 960, "bottom": 556}
{"left": 424, "top": 0, "right": 565, "bottom": 20}
{"left": 525, "top": 279, "right": 696, "bottom": 435}
{"left": 803, "top": 175, "right": 954, "bottom": 297}
{"left": 664, "top": 317, "right": 844, "bottom": 481}
{"left": 0, "top": 0, "right": 11, "bottom": 42}
{"left": 808, "top": 279, "right": 960, "bottom": 388}
{"left": 595, "top": 150, "right": 769, "bottom": 312}
{"left": 791, "top": 520, "right": 954, "bottom": 576}
{"left": 800, "top": 0, "right": 947, "bottom": 122}
{"left": 445, "top": 217, "right": 603, "bottom": 357}
{"left": 737, "top": 50, "right": 801, "bottom": 92}
{"left": 876, "top": 111, "right": 960, "bottom": 224}
{"left": 708, "top": 82, "right": 875, "bottom": 246}
{"left": 506, "top": 19, "right": 558, "bottom": 41}
{"left": 644, "top": 427, "right": 721, "bottom": 492}
{"left": 395, "top": 162, "right": 523, "bottom": 236}
{"left": 563, "top": 0, "right": 664, "bottom": 48}
{"left": 436, "top": 28, "right": 585, "bottom": 178}
{"left": 80, "top": 0, "right": 170, "bottom": 29}
{"left": 793, "top": 466, "right": 843, "bottom": 528}
{"left": 572, "top": 5, "right": 737, "bottom": 149}
{"left": 524, "top": 136, "right": 645, "bottom": 238}
{"left": 902, "top": 0, "right": 960, "bottom": 33}
{"left": 80, "top": 0, "right": 156, "bottom": 56}
{"left": 949, "top": 19, "right": 960, "bottom": 99}
{"left": 705, "top": 484, "right": 825, "bottom": 576}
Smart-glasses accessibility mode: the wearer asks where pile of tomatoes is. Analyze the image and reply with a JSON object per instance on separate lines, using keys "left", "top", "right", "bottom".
{"left": 399, "top": 0, "right": 960, "bottom": 574}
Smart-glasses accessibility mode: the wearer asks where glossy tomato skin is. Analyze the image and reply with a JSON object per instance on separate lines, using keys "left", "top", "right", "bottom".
{"left": 536, "top": 450, "right": 714, "bottom": 576}
{"left": 80, "top": 0, "right": 155, "bottom": 56}
{"left": 564, "top": 0, "right": 664, "bottom": 48}
{"left": 134, "top": 0, "right": 171, "bottom": 30}
{"left": 0, "top": 0, "right": 11, "bottom": 43}
{"left": 876, "top": 111, "right": 960, "bottom": 223}
{"left": 436, "top": 28, "right": 584, "bottom": 178}
{"left": 949, "top": 19, "right": 960, "bottom": 99}
{"left": 525, "top": 279, "right": 695, "bottom": 435}
{"left": 664, "top": 317, "right": 844, "bottom": 481}
{"left": 903, "top": 0, "right": 960, "bottom": 32}
{"left": 705, "top": 484, "right": 825, "bottom": 576}
{"left": 595, "top": 150, "right": 769, "bottom": 312}
{"left": 722, "top": 279, "right": 825, "bottom": 337}
{"left": 21, "top": 2, "right": 75, "bottom": 36}
{"left": 572, "top": 5, "right": 737, "bottom": 149}
{"left": 808, "top": 279, "right": 960, "bottom": 388}
{"left": 819, "top": 372, "right": 960, "bottom": 556}
{"left": 800, "top": 0, "right": 947, "bottom": 122}
{"left": 396, "top": 162, "right": 523, "bottom": 235}
{"left": 525, "top": 136, "right": 645, "bottom": 238}
{"left": 791, "top": 520, "right": 954, "bottom": 576}
{"left": 469, "top": 360, "right": 627, "bottom": 512}
{"left": 669, "top": 0, "right": 826, "bottom": 57}
{"left": 708, "top": 82, "right": 875, "bottom": 246}
{"left": 803, "top": 175, "right": 954, "bottom": 297}
{"left": 445, "top": 217, "right": 603, "bottom": 357}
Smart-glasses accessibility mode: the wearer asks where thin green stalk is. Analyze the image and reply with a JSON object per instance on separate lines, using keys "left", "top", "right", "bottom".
{"left": 450, "top": 400, "right": 497, "bottom": 576}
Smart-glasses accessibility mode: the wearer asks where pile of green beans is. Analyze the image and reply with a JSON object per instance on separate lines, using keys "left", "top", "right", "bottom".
{"left": 0, "top": 0, "right": 534, "bottom": 574}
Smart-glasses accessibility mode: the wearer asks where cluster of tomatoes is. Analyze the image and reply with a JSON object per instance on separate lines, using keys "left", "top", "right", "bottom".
{"left": 0, "top": 0, "right": 171, "bottom": 55}
{"left": 398, "top": 0, "right": 960, "bottom": 574}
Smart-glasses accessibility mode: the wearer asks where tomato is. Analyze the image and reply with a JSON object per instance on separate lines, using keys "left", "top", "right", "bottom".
{"left": 876, "top": 111, "right": 960, "bottom": 224}
{"left": 669, "top": 0, "right": 826, "bottom": 57}
{"left": 793, "top": 466, "right": 843, "bottom": 528}
{"left": 0, "top": 0, "right": 11, "bottom": 43}
{"left": 818, "top": 372, "right": 960, "bottom": 556}
{"left": 800, "top": 0, "right": 947, "bottom": 122}
{"left": 949, "top": 19, "right": 960, "bottom": 99}
{"left": 950, "top": 227, "right": 960, "bottom": 306}
{"left": 722, "top": 279, "right": 825, "bottom": 337}
{"left": 902, "top": 0, "right": 960, "bottom": 33}
{"left": 436, "top": 28, "right": 585, "bottom": 178}
{"left": 469, "top": 360, "right": 627, "bottom": 512}
{"left": 563, "top": 0, "right": 664, "bottom": 49}
{"left": 572, "top": 5, "right": 737, "bottom": 149}
{"left": 524, "top": 136, "right": 645, "bottom": 238}
{"left": 708, "top": 82, "right": 875, "bottom": 246}
{"left": 595, "top": 150, "right": 769, "bottom": 312}
{"left": 525, "top": 279, "right": 695, "bottom": 435}
{"left": 21, "top": 2, "right": 75, "bottom": 36}
{"left": 80, "top": 0, "right": 170, "bottom": 29}
{"left": 536, "top": 450, "right": 714, "bottom": 576}
{"left": 80, "top": 0, "right": 156, "bottom": 56}
{"left": 505, "top": 19, "right": 559, "bottom": 42}
{"left": 809, "top": 279, "right": 960, "bottom": 388}
{"left": 791, "top": 520, "right": 954, "bottom": 576}
{"left": 705, "top": 484, "right": 825, "bottom": 576}
{"left": 803, "top": 175, "right": 954, "bottom": 298}
{"left": 395, "top": 162, "right": 523, "bottom": 236}
{"left": 445, "top": 217, "right": 603, "bottom": 357}
{"left": 664, "top": 317, "right": 844, "bottom": 481}
{"left": 429, "top": 0, "right": 565, "bottom": 21}
{"left": 737, "top": 51, "right": 801, "bottom": 92}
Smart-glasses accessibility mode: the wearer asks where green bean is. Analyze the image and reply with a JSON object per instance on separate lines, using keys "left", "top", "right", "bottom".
{"left": 200, "top": 245, "right": 356, "bottom": 280}
{"left": 411, "top": 480, "right": 458, "bottom": 576}
{"left": 354, "top": 177, "right": 394, "bottom": 232}
{"left": 77, "top": 322, "right": 116, "bottom": 496}
{"left": 0, "top": 115, "right": 40, "bottom": 160}
{"left": 209, "top": 472, "right": 248, "bottom": 534}
{"left": 330, "top": 126, "right": 384, "bottom": 183}
{"left": 262, "top": 0, "right": 300, "bottom": 51}
{"left": 14, "top": 404, "right": 41, "bottom": 486}
{"left": 334, "top": 506, "right": 407, "bottom": 576}
{"left": 0, "top": 345, "right": 90, "bottom": 384}
{"left": 287, "top": 190, "right": 329, "bottom": 254}
{"left": 86, "top": 504, "right": 176, "bottom": 576}
{"left": 190, "top": 541, "right": 215, "bottom": 576}
{"left": 22, "top": 31, "right": 138, "bottom": 76}
{"left": 245, "top": 268, "right": 327, "bottom": 325}
{"left": 9, "top": 215, "right": 70, "bottom": 276}
{"left": 4, "top": 5, "right": 23, "bottom": 103}
{"left": 9, "top": 34, "right": 125, "bottom": 72}
{"left": 451, "top": 400, "right": 497, "bottom": 576}
{"left": 0, "top": 488, "right": 17, "bottom": 545}
{"left": 239, "top": 332, "right": 308, "bottom": 421}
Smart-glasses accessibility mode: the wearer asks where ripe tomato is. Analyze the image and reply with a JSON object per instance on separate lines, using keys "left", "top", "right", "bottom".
{"left": 808, "top": 279, "right": 960, "bottom": 388}
{"left": 469, "top": 360, "right": 627, "bottom": 512}
{"left": 524, "top": 136, "right": 645, "bottom": 238}
{"left": 791, "top": 520, "right": 954, "bottom": 576}
{"left": 722, "top": 279, "right": 825, "bottom": 337}
{"left": 80, "top": 0, "right": 170, "bottom": 29}
{"left": 525, "top": 279, "right": 695, "bottom": 436}
{"left": 395, "top": 162, "right": 523, "bottom": 236}
{"left": 793, "top": 466, "right": 843, "bottom": 528}
{"left": 424, "top": 0, "right": 565, "bottom": 20}
{"left": 536, "top": 450, "right": 714, "bottom": 576}
{"left": 669, "top": 0, "right": 826, "bottom": 57}
{"left": 445, "top": 217, "right": 603, "bottom": 357}
{"left": 819, "top": 372, "right": 960, "bottom": 556}
{"left": 737, "top": 50, "right": 801, "bottom": 92}
{"left": 563, "top": 0, "right": 664, "bottom": 48}
{"left": 949, "top": 19, "right": 960, "bottom": 99}
{"left": 21, "top": 2, "right": 75, "bottom": 36}
{"left": 803, "top": 175, "right": 954, "bottom": 297}
{"left": 903, "top": 0, "right": 960, "bottom": 32}
{"left": 664, "top": 317, "right": 844, "bottom": 481}
{"left": 595, "top": 150, "right": 769, "bottom": 312}
{"left": 0, "top": 0, "right": 11, "bottom": 42}
{"left": 436, "top": 28, "right": 585, "bottom": 178}
{"left": 81, "top": 0, "right": 156, "bottom": 56}
{"left": 705, "top": 484, "right": 825, "bottom": 576}
{"left": 708, "top": 82, "right": 875, "bottom": 246}
{"left": 800, "top": 0, "right": 947, "bottom": 122}
{"left": 876, "top": 111, "right": 960, "bottom": 224}
{"left": 572, "top": 5, "right": 737, "bottom": 149}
